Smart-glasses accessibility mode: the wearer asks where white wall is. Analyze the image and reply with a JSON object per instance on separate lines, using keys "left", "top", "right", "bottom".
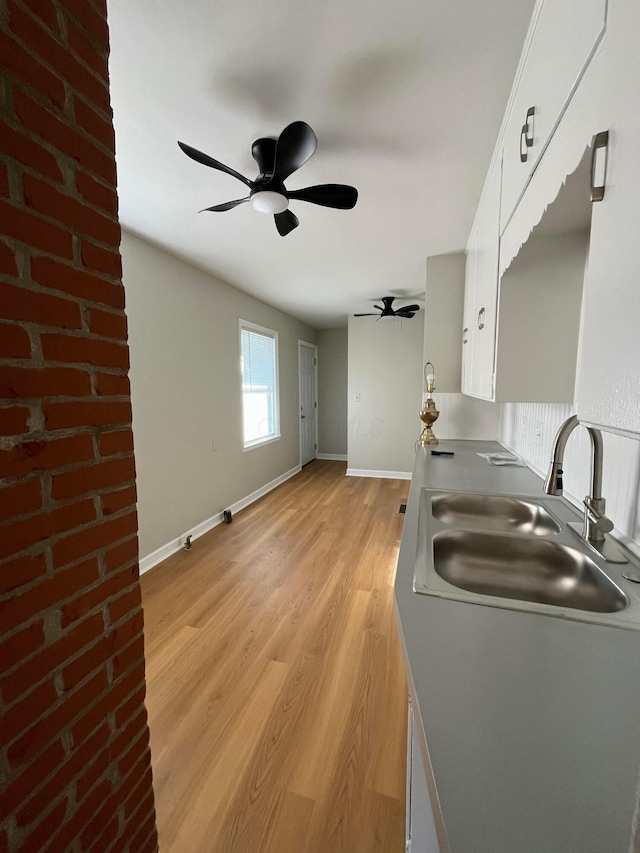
{"left": 122, "top": 230, "right": 316, "bottom": 559}
{"left": 316, "top": 328, "right": 347, "bottom": 457}
{"left": 347, "top": 314, "right": 424, "bottom": 475}
{"left": 500, "top": 402, "right": 640, "bottom": 551}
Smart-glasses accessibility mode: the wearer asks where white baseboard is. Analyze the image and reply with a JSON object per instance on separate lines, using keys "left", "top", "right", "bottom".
{"left": 139, "top": 464, "right": 302, "bottom": 575}
{"left": 346, "top": 468, "right": 412, "bottom": 480}
{"left": 316, "top": 453, "right": 347, "bottom": 461}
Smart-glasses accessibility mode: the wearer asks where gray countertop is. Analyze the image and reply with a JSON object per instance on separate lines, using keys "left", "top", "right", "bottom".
{"left": 395, "top": 440, "right": 640, "bottom": 853}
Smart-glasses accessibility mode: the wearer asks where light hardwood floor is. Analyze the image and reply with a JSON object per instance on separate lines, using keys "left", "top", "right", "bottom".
{"left": 140, "top": 460, "right": 409, "bottom": 852}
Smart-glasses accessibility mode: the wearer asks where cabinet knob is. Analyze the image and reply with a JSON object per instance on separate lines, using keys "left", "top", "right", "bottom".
{"left": 477, "top": 308, "right": 485, "bottom": 331}
{"left": 519, "top": 106, "right": 535, "bottom": 163}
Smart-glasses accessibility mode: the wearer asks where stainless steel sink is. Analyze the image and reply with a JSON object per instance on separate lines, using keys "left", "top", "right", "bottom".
{"left": 433, "top": 530, "right": 627, "bottom": 613}
{"left": 431, "top": 492, "right": 560, "bottom": 536}
{"left": 413, "top": 488, "right": 640, "bottom": 629}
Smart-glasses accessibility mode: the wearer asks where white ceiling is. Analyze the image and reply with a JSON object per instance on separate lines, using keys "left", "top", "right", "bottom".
{"left": 107, "top": 0, "right": 535, "bottom": 328}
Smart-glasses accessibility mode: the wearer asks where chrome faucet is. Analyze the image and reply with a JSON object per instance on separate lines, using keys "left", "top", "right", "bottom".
{"left": 544, "top": 414, "right": 628, "bottom": 563}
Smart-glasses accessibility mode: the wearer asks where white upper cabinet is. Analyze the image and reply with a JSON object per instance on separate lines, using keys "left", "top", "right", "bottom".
{"left": 500, "top": 0, "right": 607, "bottom": 231}
{"left": 576, "top": 0, "right": 640, "bottom": 436}
{"left": 461, "top": 222, "right": 478, "bottom": 396}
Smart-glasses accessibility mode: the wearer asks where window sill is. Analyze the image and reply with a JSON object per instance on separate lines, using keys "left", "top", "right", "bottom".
{"left": 243, "top": 434, "right": 282, "bottom": 452}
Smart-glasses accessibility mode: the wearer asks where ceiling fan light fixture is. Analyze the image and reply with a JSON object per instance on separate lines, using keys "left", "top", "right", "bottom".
{"left": 250, "top": 190, "right": 289, "bottom": 214}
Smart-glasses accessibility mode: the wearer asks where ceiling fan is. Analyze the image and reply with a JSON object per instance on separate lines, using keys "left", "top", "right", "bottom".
{"left": 178, "top": 121, "right": 358, "bottom": 236}
{"left": 354, "top": 296, "right": 421, "bottom": 319}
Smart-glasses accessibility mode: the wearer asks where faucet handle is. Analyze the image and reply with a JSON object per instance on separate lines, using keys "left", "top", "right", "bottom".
{"left": 584, "top": 496, "right": 614, "bottom": 540}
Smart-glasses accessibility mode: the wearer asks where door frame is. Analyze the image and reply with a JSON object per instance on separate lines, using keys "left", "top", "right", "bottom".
{"left": 298, "top": 340, "right": 318, "bottom": 467}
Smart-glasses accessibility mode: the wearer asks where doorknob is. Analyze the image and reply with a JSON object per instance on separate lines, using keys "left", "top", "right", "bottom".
{"left": 301, "top": 415, "right": 306, "bottom": 419}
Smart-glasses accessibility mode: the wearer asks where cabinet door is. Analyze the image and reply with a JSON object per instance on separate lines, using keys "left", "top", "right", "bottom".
{"left": 407, "top": 703, "right": 440, "bottom": 853}
{"left": 470, "top": 158, "right": 502, "bottom": 400}
{"left": 501, "top": 0, "right": 607, "bottom": 231}
{"left": 461, "top": 225, "right": 477, "bottom": 395}
{"left": 577, "top": 0, "right": 640, "bottom": 436}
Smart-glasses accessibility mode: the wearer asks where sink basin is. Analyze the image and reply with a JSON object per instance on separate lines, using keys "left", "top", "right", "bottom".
{"left": 433, "top": 530, "right": 628, "bottom": 613}
{"left": 431, "top": 492, "right": 560, "bottom": 535}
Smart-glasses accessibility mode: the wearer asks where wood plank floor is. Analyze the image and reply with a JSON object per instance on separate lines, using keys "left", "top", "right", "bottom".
{"left": 140, "top": 460, "right": 409, "bottom": 852}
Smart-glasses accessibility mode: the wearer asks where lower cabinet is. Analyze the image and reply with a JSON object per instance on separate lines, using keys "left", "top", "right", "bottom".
{"left": 406, "top": 701, "right": 440, "bottom": 853}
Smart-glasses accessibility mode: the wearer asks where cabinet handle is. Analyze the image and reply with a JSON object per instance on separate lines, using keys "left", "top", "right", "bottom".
{"left": 590, "top": 130, "right": 609, "bottom": 203}
{"left": 477, "top": 308, "right": 485, "bottom": 331}
{"left": 463, "top": 327, "right": 468, "bottom": 344}
{"left": 519, "top": 107, "right": 535, "bottom": 163}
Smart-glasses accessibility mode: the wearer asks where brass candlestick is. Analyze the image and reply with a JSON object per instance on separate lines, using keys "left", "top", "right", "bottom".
{"left": 418, "top": 362, "right": 439, "bottom": 446}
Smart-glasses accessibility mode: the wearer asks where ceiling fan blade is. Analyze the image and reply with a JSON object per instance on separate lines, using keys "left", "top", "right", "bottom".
{"left": 373, "top": 305, "right": 384, "bottom": 311}
{"left": 274, "top": 209, "right": 299, "bottom": 236}
{"left": 199, "top": 197, "right": 250, "bottom": 212}
{"left": 178, "top": 141, "right": 252, "bottom": 188}
{"left": 394, "top": 311, "right": 416, "bottom": 319}
{"left": 270, "top": 122, "right": 317, "bottom": 184}
{"left": 286, "top": 184, "right": 358, "bottom": 209}
{"left": 353, "top": 313, "right": 378, "bottom": 317}
{"left": 397, "top": 304, "right": 421, "bottom": 313}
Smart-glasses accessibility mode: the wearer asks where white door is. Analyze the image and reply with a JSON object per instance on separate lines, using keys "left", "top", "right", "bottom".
{"left": 299, "top": 342, "right": 317, "bottom": 466}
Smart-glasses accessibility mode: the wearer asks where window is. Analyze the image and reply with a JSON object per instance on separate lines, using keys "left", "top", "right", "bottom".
{"left": 240, "top": 321, "right": 280, "bottom": 447}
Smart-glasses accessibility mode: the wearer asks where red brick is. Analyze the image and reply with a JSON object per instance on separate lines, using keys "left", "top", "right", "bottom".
{"left": 2, "top": 123, "right": 64, "bottom": 183}
{"left": 0, "top": 553, "right": 47, "bottom": 596}
{"left": 19, "top": 798, "right": 68, "bottom": 853}
{"left": 87, "top": 816, "right": 118, "bottom": 853}
{"left": 14, "top": 90, "right": 116, "bottom": 185}
{"left": 0, "top": 558, "right": 100, "bottom": 633}
{"left": 42, "top": 778, "right": 112, "bottom": 853}
{"left": 61, "top": 578, "right": 111, "bottom": 629}
{"left": 0, "top": 242, "right": 19, "bottom": 276}
{"left": 0, "top": 498, "right": 95, "bottom": 561}
{"left": 0, "top": 478, "right": 42, "bottom": 522}
{"left": 74, "top": 99, "right": 114, "bottom": 153}
{"left": 62, "top": 637, "right": 109, "bottom": 693}
{"left": 31, "top": 255, "right": 125, "bottom": 309}
{"left": 81, "top": 240, "right": 122, "bottom": 279}
{"left": 67, "top": 20, "right": 109, "bottom": 81}
{"left": 95, "top": 372, "right": 130, "bottom": 397}
{"left": 98, "top": 428, "right": 133, "bottom": 456}
{"left": 0, "top": 281, "right": 82, "bottom": 330}
{"left": 2, "top": 612, "right": 104, "bottom": 704}
{"left": 15, "top": 724, "right": 109, "bottom": 827}
{"left": 8, "top": 667, "right": 108, "bottom": 767}
{"left": 75, "top": 169, "right": 118, "bottom": 218}
{"left": 0, "top": 199, "right": 73, "bottom": 259}
{"left": 124, "top": 766, "right": 154, "bottom": 820}
{"left": 0, "top": 32, "right": 66, "bottom": 108}
{"left": 44, "top": 399, "right": 132, "bottom": 431}
{"left": 101, "top": 484, "right": 136, "bottom": 517}
{"left": 0, "top": 405, "right": 30, "bottom": 436}
{"left": 0, "top": 620, "right": 45, "bottom": 674}
{"left": 73, "top": 658, "right": 144, "bottom": 748}
{"left": 51, "top": 510, "right": 138, "bottom": 568}
{"left": 104, "top": 537, "right": 138, "bottom": 575}
{"left": 115, "top": 684, "right": 145, "bottom": 729}
{"left": 111, "top": 635, "right": 144, "bottom": 685}
{"left": 24, "top": 175, "right": 120, "bottom": 245}
{"left": 2, "top": 678, "right": 58, "bottom": 745}
{"left": 0, "top": 365, "right": 91, "bottom": 399}
{"left": 0, "top": 433, "right": 94, "bottom": 478}
{"left": 0, "top": 739, "right": 64, "bottom": 822}
{"left": 63, "top": 0, "right": 110, "bottom": 49}
{"left": 0, "top": 322, "right": 31, "bottom": 358}
{"left": 0, "top": 162, "right": 9, "bottom": 198}
{"left": 109, "top": 586, "right": 142, "bottom": 628}
{"left": 41, "top": 332, "right": 129, "bottom": 369}
{"left": 106, "top": 610, "right": 143, "bottom": 660}
{"left": 22, "top": 0, "right": 59, "bottom": 35}
{"left": 52, "top": 455, "right": 135, "bottom": 501}
{"left": 8, "top": 2, "right": 109, "bottom": 113}
{"left": 88, "top": 307, "right": 127, "bottom": 340}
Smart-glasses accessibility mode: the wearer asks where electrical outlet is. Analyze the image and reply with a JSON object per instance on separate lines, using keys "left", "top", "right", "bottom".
{"left": 211, "top": 437, "right": 218, "bottom": 452}
{"left": 534, "top": 421, "right": 543, "bottom": 446}
{"left": 520, "top": 416, "right": 528, "bottom": 440}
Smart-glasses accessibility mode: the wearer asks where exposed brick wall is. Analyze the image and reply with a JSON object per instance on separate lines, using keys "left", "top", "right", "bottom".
{"left": 0, "top": 1, "right": 158, "bottom": 851}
